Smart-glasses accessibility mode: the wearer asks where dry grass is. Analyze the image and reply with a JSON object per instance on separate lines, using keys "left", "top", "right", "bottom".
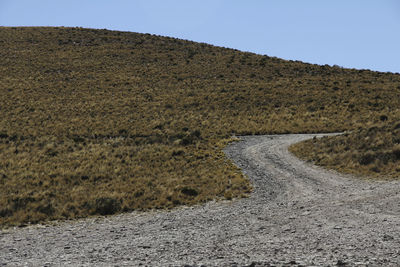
{"left": 290, "top": 118, "right": 400, "bottom": 180}
{"left": 1, "top": 26, "right": 400, "bottom": 227}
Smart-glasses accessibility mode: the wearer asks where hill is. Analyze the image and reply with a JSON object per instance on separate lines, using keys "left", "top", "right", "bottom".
{"left": 1, "top": 26, "right": 399, "bottom": 227}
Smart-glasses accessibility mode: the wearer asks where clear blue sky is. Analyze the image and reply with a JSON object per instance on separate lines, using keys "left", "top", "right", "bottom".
{"left": 1, "top": 0, "right": 399, "bottom": 73}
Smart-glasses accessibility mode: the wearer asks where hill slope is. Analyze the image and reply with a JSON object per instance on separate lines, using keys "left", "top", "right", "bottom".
{"left": 290, "top": 120, "right": 400, "bottom": 179}
{"left": 1, "top": 27, "right": 399, "bottom": 226}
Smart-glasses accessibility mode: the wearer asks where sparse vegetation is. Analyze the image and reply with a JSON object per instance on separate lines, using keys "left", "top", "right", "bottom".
{"left": 290, "top": 118, "right": 400, "bottom": 179}
{"left": 1, "top": 26, "right": 400, "bottom": 227}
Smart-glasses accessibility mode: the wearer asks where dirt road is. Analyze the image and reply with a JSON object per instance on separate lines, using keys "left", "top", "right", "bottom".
{"left": 1, "top": 134, "right": 400, "bottom": 266}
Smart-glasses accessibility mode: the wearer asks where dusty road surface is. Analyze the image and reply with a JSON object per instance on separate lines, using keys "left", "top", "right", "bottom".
{"left": 1, "top": 134, "right": 400, "bottom": 266}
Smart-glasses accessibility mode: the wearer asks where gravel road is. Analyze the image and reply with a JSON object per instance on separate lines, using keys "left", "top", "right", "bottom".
{"left": 1, "top": 134, "right": 400, "bottom": 266}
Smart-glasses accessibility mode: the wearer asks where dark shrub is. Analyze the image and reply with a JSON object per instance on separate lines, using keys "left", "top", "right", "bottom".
{"left": 359, "top": 152, "right": 375, "bottom": 165}
{"left": 393, "top": 148, "right": 400, "bottom": 160}
{"left": 36, "top": 203, "right": 55, "bottom": 215}
{"left": 94, "top": 197, "right": 121, "bottom": 215}
{"left": 379, "top": 115, "right": 388, "bottom": 121}
{"left": 181, "top": 187, "right": 198, "bottom": 197}
{"left": 71, "top": 135, "right": 85, "bottom": 143}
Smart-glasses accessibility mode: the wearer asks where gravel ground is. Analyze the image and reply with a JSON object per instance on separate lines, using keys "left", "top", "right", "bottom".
{"left": 1, "top": 134, "right": 400, "bottom": 266}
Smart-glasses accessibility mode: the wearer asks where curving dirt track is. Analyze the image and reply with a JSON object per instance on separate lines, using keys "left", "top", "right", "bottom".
{"left": 1, "top": 134, "right": 400, "bottom": 266}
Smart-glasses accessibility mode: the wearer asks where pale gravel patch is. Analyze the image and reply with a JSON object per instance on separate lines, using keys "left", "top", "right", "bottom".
{"left": 1, "top": 134, "right": 400, "bottom": 266}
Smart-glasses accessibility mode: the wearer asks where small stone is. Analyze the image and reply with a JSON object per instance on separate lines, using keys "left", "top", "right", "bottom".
{"left": 383, "top": 234, "right": 394, "bottom": 241}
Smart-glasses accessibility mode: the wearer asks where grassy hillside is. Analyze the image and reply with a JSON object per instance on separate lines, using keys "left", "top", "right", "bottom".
{"left": 1, "top": 27, "right": 400, "bottom": 227}
{"left": 290, "top": 119, "right": 400, "bottom": 179}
